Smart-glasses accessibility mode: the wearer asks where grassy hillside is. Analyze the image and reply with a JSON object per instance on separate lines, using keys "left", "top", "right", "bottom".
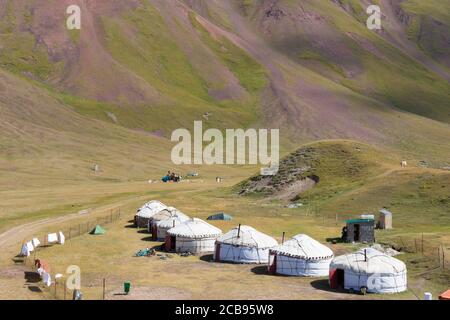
{"left": 237, "top": 141, "right": 390, "bottom": 199}
{"left": 400, "top": 0, "right": 450, "bottom": 68}
{"left": 237, "top": 0, "right": 450, "bottom": 123}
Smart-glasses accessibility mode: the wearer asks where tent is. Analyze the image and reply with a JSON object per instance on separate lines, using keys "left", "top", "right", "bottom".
{"left": 268, "top": 234, "right": 334, "bottom": 277}
{"left": 155, "top": 215, "right": 190, "bottom": 241}
{"left": 166, "top": 218, "right": 222, "bottom": 254}
{"left": 148, "top": 207, "right": 190, "bottom": 240}
{"left": 32, "top": 238, "right": 41, "bottom": 248}
{"left": 214, "top": 225, "right": 278, "bottom": 264}
{"left": 207, "top": 212, "right": 232, "bottom": 221}
{"left": 329, "top": 247, "right": 407, "bottom": 294}
{"left": 42, "top": 272, "right": 52, "bottom": 287}
{"left": 20, "top": 241, "right": 34, "bottom": 257}
{"left": 90, "top": 225, "right": 106, "bottom": 235}
{"left": 58, "top": 231, "right": 65, "bottom": 245}
{"left": 47, "top": 233, "right": 58, "bottom": 244}
{"left": 147, "top": 207, "right": 188, "bottom": 231}
{"left": 134, "top": 200, "right": 167, "bottom": 228}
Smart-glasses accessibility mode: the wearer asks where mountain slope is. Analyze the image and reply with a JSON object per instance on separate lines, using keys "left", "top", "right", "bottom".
{"left": 0, "top": 0, "right": 449, "bottom": 165}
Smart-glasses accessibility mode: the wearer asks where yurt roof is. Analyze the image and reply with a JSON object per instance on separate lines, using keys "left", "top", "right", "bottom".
{"left": 167, "top": 218, "right": 222, "bottom": 238}
{"left": 136, "top": 201, "right": 167, "bottom": 218}
{"left": 270, "top": 234, "right": 333, "bottom": 260}
{"left": 151, "top": 207, "right": 189, "bottom": 222}
{"left": 330, "top": 248, "right": 406, "bottom": 274}
{"left": 156, "top": 215, "right": 190, "bottom": 228}
{"left": 216, "top": 225, "right": 278, "bottom": 248}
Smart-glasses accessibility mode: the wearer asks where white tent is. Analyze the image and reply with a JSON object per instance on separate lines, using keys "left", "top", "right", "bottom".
{"left": 155, "top": 215, "right": 190, "bottom": 241}
{"left": 32, "top": 238, "right": 41, "bottom": 248}
{"left": 148, "top": 207, "right": 190, "bottom": 240}
{"left": 20, "top": 241, "right": 34, "bottom": 257}
{"left": 214, "top": 225, "right": 278, "bottom": 264}
{"left": 58, "top": 231, "right": 65, "bottom": 245}
{"left": 47, "top": 233, "right": 58, "bottom": 244}
{"left": 147, "top": 207, "right": 189, "bottom": 230}
{"left": 42, "top": 272, "right": 52, "bottom": 287}
{"left": 134, "top": 200, "right": 167, "bottom": 228}
{"left": 268, "top": 234, "right": 333, "bottom": 277}
{"left": 166, "top": 218, "right": 222, "bottom": 254}
{"left": 329, "top": 247, "right": 407, "bottom": 294}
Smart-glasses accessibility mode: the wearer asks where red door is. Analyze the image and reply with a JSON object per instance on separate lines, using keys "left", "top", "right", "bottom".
{"left": 330, "top": 269, "right": 345, "bottom": 289}
{"left": 329, "top": 269, "right": 338, "bottom": 289}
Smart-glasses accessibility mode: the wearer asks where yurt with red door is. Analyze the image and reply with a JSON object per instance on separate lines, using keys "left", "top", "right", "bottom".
{"left": 147, "top": 207, "right": 189, "bottom": 240}
{"left": 329, "top": 248, "right": 407, "bottom": 294}
{"left": 268, "top": 234, "right": 333, "bottom": 277}
{"left": 165, "top": 218, "right": 222, "bottom": 254}
{"left": 134, "top": 200, "right": 166, "bottom": 228}
{"left": 214, "top": 225, "right": 278, "bottom": 264}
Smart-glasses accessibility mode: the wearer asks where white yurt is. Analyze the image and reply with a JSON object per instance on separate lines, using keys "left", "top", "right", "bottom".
{"left": 268, "top": 234, "right": 334, "bottom": 277}
{"left": 155, "top": 215, "right": 190, "bottom": 241}
{"left": 165, "top": 218, "right": 222, "bottom": 254}
{"left": 134, "top": 200, "right": 166, "bottom": 228}
{"left": 214, "top": 225, "right": 278, "bottom": 264}
{"left": 148, "top": 207, "right": 190, "bottom": 240}
{"left": 329, "top": 247, "right": 407, "bottom": 294}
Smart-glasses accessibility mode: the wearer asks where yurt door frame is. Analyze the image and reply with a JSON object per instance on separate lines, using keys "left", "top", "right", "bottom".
{"left": 215, "top": 243, "right": 221, "bottom": 262}
{"left": 165, "top": 235, "right": 175, "bottom": 252}
{"left": 268, "top": 252, "right": 277, "bottom": 274}
{"left": 170, "top": 236, "right": 176, "bottom": 250}
{"left": 151, "top": 225, "right": 157, "bottom": 241}
{"left": 354, "top": 224, "right": 360, "bottom": 242}
{"left": 329, "top": 269, "right": 345, "bottom": 289}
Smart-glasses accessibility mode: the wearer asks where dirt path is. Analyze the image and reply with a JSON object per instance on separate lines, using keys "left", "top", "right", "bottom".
{"left": 0, "top": 194, "right": 150, "bottom": 260}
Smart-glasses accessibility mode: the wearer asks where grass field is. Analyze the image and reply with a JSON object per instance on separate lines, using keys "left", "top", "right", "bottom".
{"left": 1, "top": 141, "right": 448, "bottom": 300}
{"left": 0, "top": 0, "right": 449, "bottom": 301}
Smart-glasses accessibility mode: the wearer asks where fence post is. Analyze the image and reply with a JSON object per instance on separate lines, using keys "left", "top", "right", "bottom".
{"left": 103, "top": 278, "right": 106, "bottom": 300}
{"left": 443, "top": 245, "right": 445, "bottom": 269}
{"left": 421, "top": 233, "right": 424, "bottom": 254}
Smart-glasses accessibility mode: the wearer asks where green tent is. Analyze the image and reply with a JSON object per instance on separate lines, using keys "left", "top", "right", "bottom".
{"left": 90, "top": 225, "right": 106, "bottom": 235}
{"left": 207, "top": 213, "right": 233, "bottom": 221}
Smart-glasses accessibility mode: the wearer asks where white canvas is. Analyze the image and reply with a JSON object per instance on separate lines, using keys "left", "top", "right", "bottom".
{"left": 20, "top": 244, "right": 30, "bottom": 257}
{"left": 26, "top": 241, "right": 34, "bottom": 252}
{"left": 32, "top": 238, "right": 41, "bottom": 248}
{"left": 275, "top": 255, "right": 332, "bottom": 277}
{"left": 156, "top": 215, "right": 189, "bottom": 240}
{"left": 47, "top": 233, "right": 58, "bottom": 243}
{"left": 175, "top": 237, "right": 217, "bottom": 254}
{"left": 216, "top": 244, "right": 271, "bottom": 264}
{"left": 58, "top": 231, "right": 65, "bottom": 245}
{"left": 42, "top": 272, "right": 52, "bottom": 287}
{"left": 214, "top": 226, "right": 277, "bottom": 264}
